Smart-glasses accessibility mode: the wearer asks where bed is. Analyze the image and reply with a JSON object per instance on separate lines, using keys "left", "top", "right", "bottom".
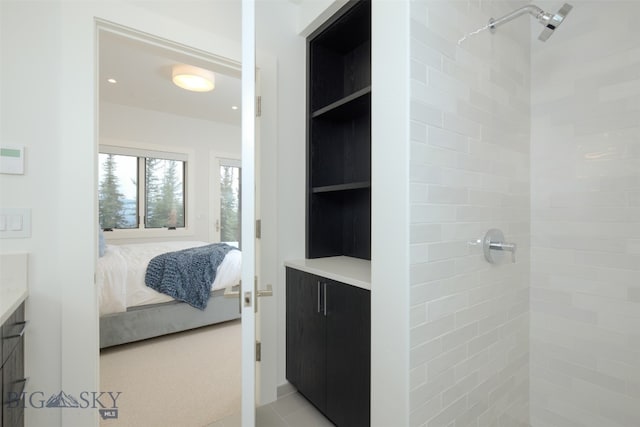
{"left": 97, "top": 240, "right": 241, "bottom": 348}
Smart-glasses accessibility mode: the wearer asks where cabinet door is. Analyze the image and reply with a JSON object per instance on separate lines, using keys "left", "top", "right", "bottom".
{"left": 2, "top": 337, "right": 24, "bottom": 427}
{"left": 2, "top": 303, "right": 24, "bottom": 366}
{"left": 325, "top": 280, "right": 370, "bottom": 427}
{"left": 285, "top": 268, "right": 326, "bottom": 412}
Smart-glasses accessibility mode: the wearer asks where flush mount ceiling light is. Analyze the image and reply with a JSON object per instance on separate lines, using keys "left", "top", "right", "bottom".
{"left": 172, "top": 64, "right": 215, "bottom": 92}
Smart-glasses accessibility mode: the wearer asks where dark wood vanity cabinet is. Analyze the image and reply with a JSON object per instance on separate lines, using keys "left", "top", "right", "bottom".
{"left": 286, "top": 268, "right": 327, "bottom": 411}
{"left": 286, "top": 267, "right": 370, "bottom": 427}
{"left": 2, "top": 302, "right": 26, "bottom": 427}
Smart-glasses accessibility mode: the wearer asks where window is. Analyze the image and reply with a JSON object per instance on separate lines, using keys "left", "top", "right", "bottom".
{"left": 219, "top": 162, "right": 241, "bottom": 246}
{"left": 98, "top": 153, "right": 138, "bottom": 229}
{"left": 99, "top": 146, "right": 187, "bottom": 231}
{"left": 210, "top": 156, "right": 241, "bottom": 246}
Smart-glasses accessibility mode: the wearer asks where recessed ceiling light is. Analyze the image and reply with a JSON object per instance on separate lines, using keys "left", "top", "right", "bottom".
{"left": 231, "top": 106, "right": 239, "bottom": 110}
{"left": 107, "top": 78, "right": 117, "bottom": 84}
{"left": 172, "top": 64, "right": 215, "bottom": 92}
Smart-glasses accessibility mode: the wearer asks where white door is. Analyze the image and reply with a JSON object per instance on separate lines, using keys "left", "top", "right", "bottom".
{"left": 241, "top": 0, "right": 257, "bottom": 425}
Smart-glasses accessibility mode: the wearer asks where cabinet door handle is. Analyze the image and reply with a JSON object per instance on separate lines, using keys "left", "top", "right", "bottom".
{"left": 4, "top": 378, "right": 28, "bottom": 404}
{"left": 4, "top": 320, "right": 27, "bottom": 339}
{"left": 317, "top": 280, "right": 321, "bottom": 313}
{"left": 323, "top": 282, "right": 327, "bottom": 317}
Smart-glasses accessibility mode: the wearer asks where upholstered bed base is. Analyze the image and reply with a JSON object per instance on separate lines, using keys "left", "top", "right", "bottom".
{"left": 99, "top": 288, "right": 241, "bottom": 348}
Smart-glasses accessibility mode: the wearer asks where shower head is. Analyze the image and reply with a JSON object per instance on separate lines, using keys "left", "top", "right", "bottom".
{"left": 537, "top": 3, "right": 573, "bottom": 41}
{"left": 488, "top": 3, "right": 573, "bottom": 42}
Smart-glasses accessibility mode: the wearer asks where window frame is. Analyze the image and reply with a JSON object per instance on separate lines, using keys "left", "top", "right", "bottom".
{"left": 99, "top": 143, "right": 195, "bottom": 239}
{"left": 209, "top": 152, "right": 242, "bottom": 244}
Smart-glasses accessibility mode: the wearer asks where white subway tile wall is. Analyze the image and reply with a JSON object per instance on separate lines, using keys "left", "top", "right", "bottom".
{"left": 530, "top": 1, "right": 640, "bottom": 426}
{"left": 409, "top": 1, "right": 531, "bottom": 426}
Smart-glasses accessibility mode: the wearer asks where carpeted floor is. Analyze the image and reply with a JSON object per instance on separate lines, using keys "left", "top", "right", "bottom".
{"left": 100, "top": 320, "right": 241, "bottom": 427}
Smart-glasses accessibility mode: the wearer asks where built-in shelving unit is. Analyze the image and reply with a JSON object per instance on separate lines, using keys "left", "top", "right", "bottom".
{"left": 291, "top": 3, "right": 372, "bottom": 425}
{"left": 306, "top": 0, "right": 371, "bottom": 260}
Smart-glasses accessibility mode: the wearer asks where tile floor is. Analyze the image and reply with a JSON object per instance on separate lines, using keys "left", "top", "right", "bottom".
{"left": 206, "top": 385, "right": 333, "bottom": 427}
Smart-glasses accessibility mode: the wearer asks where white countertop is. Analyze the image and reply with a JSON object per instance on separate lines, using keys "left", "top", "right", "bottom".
{"left": 284, "top": 256, "right": 371, "bottom": 291}
{"left": 0, "top": 252, "right": 29, "bottom": 325}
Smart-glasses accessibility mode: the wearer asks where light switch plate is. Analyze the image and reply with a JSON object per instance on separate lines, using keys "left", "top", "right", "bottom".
{"left": 0, "top": 208, "right": 30, "bottom": 238}
{"left": 9, "top": 215, "right": 23, "bottom": 231}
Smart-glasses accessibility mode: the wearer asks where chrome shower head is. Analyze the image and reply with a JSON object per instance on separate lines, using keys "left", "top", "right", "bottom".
{"left": 488, "top": 3, "right": 573, "bottom": 42}
{"left": 537, "top": 3, "right": 573, "bottom": 41}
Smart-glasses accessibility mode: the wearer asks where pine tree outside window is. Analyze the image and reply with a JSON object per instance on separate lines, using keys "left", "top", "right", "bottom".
{"left": 220, "top": 163, "right": 241, "bottom": 246}
{"left": 98, "top": 153, "right": 138, "bottom": 229}
{"left": 98, "top": 146, "right": 187, "bottom": 232}
{"left": 144, "top": 158, "right": 185, "bottom": 228}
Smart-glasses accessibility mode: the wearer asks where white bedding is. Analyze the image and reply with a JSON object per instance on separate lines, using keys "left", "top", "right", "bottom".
{"left": 97, "top": 241, "right": 241, "bottom": 316}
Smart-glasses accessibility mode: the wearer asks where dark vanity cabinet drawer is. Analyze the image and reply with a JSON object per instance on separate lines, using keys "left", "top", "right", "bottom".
{"left": 2, "top": 340, "right": 24, "bottom": 427}
{"left": 2, "top": 304, "right": 25, "bottom": 367}
{"left": 286, "top": 268, "right": 370, "bottom": 427}
{"left": 2, "top": 303, "right": 26, "bottom": 427}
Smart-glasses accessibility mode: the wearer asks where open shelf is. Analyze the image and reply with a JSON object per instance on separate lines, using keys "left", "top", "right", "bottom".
{"left": 309, "top": 1, "right": 371, "bottom": 112}
{"left": 312, "top": 181, "right": 371, "bottom": 194}
{"left": 312, "top": 87, "right": 371, "bottom": 119}
{"left": 308, "top": 188, "right": 371, "bottom": 260}
{"left": 307, "top": 0, "right": 371, "bottom": 261}
{"left": 310, "top": 106, "right": 370, "bottom": 189}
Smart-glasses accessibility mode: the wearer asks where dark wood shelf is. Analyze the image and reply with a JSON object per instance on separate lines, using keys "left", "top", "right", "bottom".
{"left": 312, "top": 181, "right": 370, "bottom": 193}
{"left": 312, "top": 86, "right": 371, "bottom": 119}
{"left": 307, "top": 0, "right": 371, "bottom": 262}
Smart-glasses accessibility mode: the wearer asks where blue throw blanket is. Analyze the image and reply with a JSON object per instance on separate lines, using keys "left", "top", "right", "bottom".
{"left": 145, "top": 243, "right": 236, "bottom": 310}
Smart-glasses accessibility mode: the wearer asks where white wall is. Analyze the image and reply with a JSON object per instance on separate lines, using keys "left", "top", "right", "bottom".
{"left": 1, "top": 1, "right": 248, "bottom": 425}
{"left": 99, "top": 102, "right": 241, "bottom": 244}
{"left": 409, "top": 1, "right": 531, "bottom": 425}
{"left": 1, "top": 2, "right": 66, "bottom": 425}
{"left": 371, "top": 1, "right": 411, "bottom": 426}
{"left": 530, "top": 1, "right": 640, "bottom": 426}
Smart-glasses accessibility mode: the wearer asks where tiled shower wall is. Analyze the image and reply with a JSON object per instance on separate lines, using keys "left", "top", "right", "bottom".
{"left": 409, "top": 1, "right": 531, "bottom": 425}
{"left": 530, "top": 1, "right": 640, "bottom": 426}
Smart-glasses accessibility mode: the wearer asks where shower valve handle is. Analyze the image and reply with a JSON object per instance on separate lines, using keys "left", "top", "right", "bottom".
{"left": 488, "top": 241, "right": 517, "bottom": 263}
{"left": 483, "top": 229, "right": 517, "bottom": 264}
